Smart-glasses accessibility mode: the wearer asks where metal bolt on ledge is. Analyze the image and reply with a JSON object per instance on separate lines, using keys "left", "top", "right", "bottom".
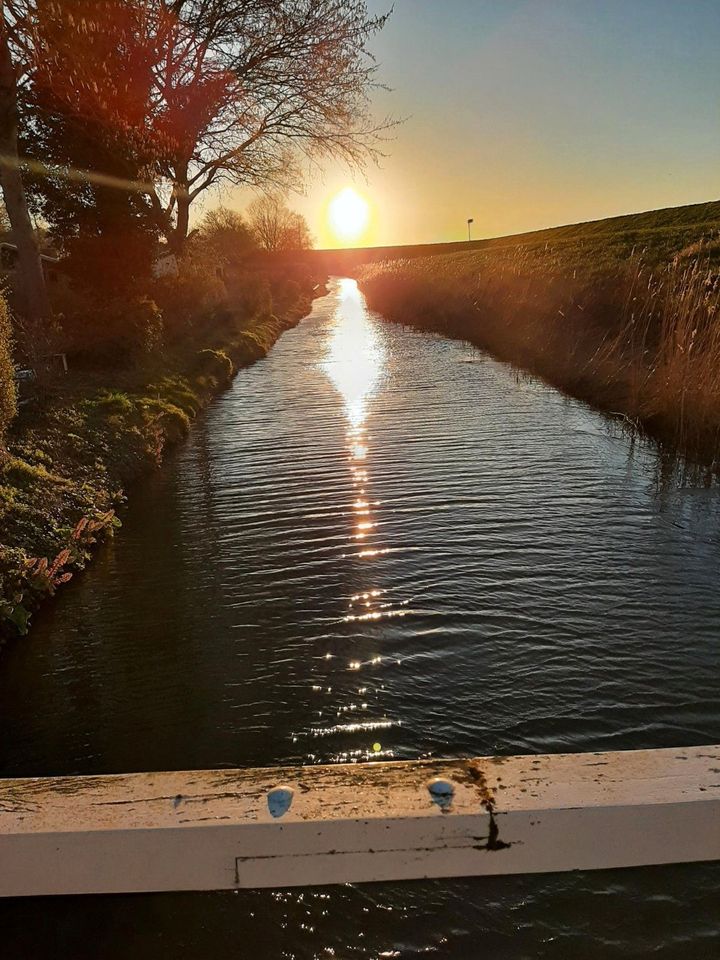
{"left": 427, "top": 777, "right": 455, "bottom": 808}
{"left": 267, "top": 785, "right": 294, "bottom": 818}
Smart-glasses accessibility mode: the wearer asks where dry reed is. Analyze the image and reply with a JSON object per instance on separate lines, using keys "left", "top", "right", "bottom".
{"left": 359, "top": 243, "right": 720, "bottom": 464}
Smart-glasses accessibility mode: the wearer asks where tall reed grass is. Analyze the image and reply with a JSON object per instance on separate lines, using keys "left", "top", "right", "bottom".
{"left": 603, "top": 258, "right": 720, "bottom": 457}
{"left": 359, "top": 243, "right": 720, "bottom": 464}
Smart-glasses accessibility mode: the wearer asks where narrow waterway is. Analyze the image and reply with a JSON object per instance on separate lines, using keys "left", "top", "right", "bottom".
{"left": 2, "top": 279, "right": 719, "bottom": 958}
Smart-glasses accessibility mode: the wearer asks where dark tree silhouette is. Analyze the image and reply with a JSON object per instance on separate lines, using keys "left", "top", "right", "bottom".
{"left": 3, "top": 0, "right": 389, "bottom": 306}
{"left": 0, "top": 6, "right": 51, "bottom": 334}
{"left": 196, "top": 207, "right": 256, "bottom": 264}
{"left": 25, "top": 0, "right": 161, "bottom": 296}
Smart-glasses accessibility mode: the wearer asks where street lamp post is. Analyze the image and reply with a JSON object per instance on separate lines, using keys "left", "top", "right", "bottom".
{"left": 467, "top": 217, "right": 474, "bottom": 242}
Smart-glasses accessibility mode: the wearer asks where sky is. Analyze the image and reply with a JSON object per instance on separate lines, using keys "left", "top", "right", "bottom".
{"left": 227, "top": 0, "right": 720, "bottom": 249}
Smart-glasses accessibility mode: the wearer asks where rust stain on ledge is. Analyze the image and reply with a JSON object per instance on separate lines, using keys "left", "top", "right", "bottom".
{"left": 464, "top": 761, "right": 512, "bottom": 851}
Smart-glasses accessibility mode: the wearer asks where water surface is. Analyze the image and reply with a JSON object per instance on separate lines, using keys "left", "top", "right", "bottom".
{"left": 1, "top": 279, "right": 719, "bottom": 958}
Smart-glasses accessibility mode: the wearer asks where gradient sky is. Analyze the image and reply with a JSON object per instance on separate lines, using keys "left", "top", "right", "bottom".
{"left": 227, "top": 0, "right": 720, "bottom": 248}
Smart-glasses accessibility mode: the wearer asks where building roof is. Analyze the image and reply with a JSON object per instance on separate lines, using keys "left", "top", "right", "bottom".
{"left": 0, "top": 241, "right": 59, "bottom": 264}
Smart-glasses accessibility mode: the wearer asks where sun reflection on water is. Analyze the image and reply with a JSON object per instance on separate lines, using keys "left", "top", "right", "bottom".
{"left": 315, "top": 279, "right": 404, "bottom": 760}
{"left": 322, "top": 279, "right": 389, "bottom": 607}
{"left": 323, "top": 278, "right": 384, "bottom": 430}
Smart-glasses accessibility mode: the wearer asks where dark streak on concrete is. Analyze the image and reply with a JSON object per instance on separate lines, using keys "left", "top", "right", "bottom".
{"left": 178, "top": 816, "right": 232, "bottom": 823}
{"left": 485, "top": 814, "right": 512, "bottom": 851}
{"left": 234, "top": 837, "right": 490, "bottom": 866}
{"left": 91, "top": 794, "right": 190, "bottom": 807}
{"left": 464, "top": 761, "right": 513, "bottom": 851}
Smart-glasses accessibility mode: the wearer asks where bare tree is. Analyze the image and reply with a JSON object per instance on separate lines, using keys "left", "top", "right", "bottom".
{"left": 247, "top": 194, "right": 312, "bottom": 252}
{"left": 247, "top": 195, "right": 289, "bottom": 252}
{"left": 282, "top": 211, "right": 313, "bottom": 252}
{"left": 147, "top": 0, "right": 390, "bottom": 251}
{"left": 0, "top": 4, "right": 51, "bottom": 333}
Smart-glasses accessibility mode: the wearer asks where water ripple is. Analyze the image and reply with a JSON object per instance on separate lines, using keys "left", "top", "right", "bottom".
{"left": 1, "top": 279, "right": 719, "bottom": 956}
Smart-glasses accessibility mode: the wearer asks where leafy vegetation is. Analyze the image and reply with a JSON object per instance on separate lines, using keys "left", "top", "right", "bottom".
{"left": 0, "top": 299, "right": 16, "bottom": 450}
{"left": 0, "top": 1, "right": 381, "bottom": 643}
{"left": 0, "top": 276, "right": 316, "bottom": 643}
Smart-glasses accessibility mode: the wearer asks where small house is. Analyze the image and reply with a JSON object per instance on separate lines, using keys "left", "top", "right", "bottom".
{"left": 152, "top": 249, "right": 180, "bottom": 279}
{"left": 0, "top": 242, "right": 60, "bottom": 284}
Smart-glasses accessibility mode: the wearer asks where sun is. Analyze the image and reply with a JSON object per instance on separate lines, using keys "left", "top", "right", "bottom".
{"left": 328, "top": 187, "right": 370, "bottom": 244}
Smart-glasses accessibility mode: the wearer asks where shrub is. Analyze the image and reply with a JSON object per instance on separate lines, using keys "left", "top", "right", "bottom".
{"left": 142, "top": 399, "right": 191, "bottom": 444}
{"left": 149, "top": 376, "right": 201, "bottom": 416}
{"left": 90, "top": 390, "right": 135, "bottom": 417}
{"left": 193, "top": 348, "right": 234, "bottom": 383}
{"left": 151, "top": 257, "right": 228, "bottom": 344}
{"left": 0, "top": 297, "right": 16, "bottom": 447}
{"left": 269, "top": 277, "right": 301, "bottom": 314}
{"left": 59, "top": 229, "right": 156, "bottom": 301}
{"left": 226, "top": 270, "right": 273, "bottom": 321}
{"left": 58, "top": 296, "right": 163, "bottom": 365}
{"left": 127, "top": 297, "right": 163, "bottom": 357}
{"left": 2, "top": 457, "right": 55, "bottom": 490}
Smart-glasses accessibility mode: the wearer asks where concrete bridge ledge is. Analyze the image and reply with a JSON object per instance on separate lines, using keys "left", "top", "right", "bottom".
{"left": 1, "top": 745, "right": 719, "bottom": 896}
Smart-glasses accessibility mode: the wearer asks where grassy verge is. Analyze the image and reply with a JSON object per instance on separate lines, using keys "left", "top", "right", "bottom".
{"left": 0, "top": 288, "right": 315, "bottom": 643}
{"left": 358, "top": 205, "right": 720, "bottom": 469}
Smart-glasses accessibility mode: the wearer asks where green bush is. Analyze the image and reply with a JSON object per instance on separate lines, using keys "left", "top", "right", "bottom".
{"left": 127, "top": 297, "right": 163, "bottom": 357}
{"left": 150, "top": 266, "right": 228, "bottom": 344}
{"left": 141, "top": 398, "right": 191, "bottom": 444}
{"left": 57, "top": 296, "right": 163, "bottom": 365}
{"left": 0, "top": 297, "right": 16, "bottom": 446}
{"left": 89, "top": 390, "right": 135, "bottom": 417}
{"left": 226, "top": 270, "right": 273, "bottom": 321}
{"left": 149, "top": 376, "right": 202, "bottom": 416}
{"left": 193, "top": 348, "right": 234, "bottom": 383}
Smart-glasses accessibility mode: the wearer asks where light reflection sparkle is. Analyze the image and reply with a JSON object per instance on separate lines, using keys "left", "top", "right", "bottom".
{"left": 323, "top": 278, "right": 384, "bottom": 431}
{"left": 314, "top": 279, "right": 409, "bottom": 764}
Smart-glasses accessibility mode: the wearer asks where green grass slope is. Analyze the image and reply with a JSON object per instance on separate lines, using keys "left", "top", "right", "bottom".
{"left": 312, "top": 199, "right": 720, "bottom": 273}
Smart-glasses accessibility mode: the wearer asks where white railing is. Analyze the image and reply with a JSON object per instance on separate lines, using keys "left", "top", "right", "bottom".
{"left": 1, "top": 745, "right": 719, "bottom": 897}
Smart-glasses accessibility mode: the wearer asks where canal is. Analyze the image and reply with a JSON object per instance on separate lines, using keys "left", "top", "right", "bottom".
{"left": 1, "top": 279, "right": 719, "bottom": 957}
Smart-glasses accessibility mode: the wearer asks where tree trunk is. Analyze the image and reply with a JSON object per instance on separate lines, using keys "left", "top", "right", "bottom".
{"left": 0, "top": 21, "right": 51, "bottom": 343}
{"left": 169, "top": 172, "right": 190, "bottom": 254}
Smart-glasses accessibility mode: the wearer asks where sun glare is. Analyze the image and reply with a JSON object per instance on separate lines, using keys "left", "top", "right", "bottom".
{"left": 328, "top": 187, "right": 370, "bottom": 244}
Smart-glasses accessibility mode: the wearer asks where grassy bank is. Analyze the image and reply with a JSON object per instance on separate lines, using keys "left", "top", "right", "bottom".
{"left": 0, "top": 284, "right": 316, "bottom": 643}
{"left": 359, "top": 201, "right": 720, "bottom": 467}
